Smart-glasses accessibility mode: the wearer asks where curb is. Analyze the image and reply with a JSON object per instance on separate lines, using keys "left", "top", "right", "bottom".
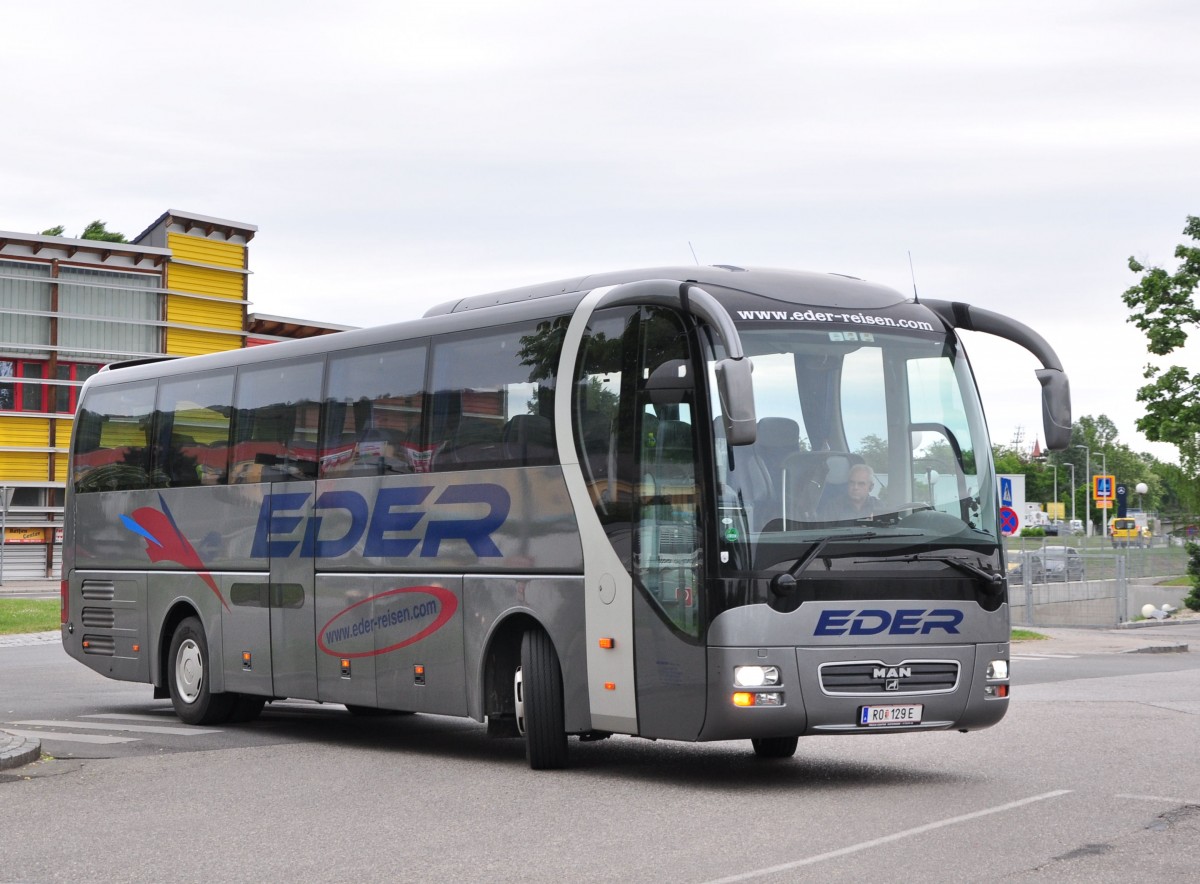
{"left": 1122, "top": 643, "right": 1189, "bottom": 655}
{"left": 0, "top": 731, "right": 41, "bottom": 771}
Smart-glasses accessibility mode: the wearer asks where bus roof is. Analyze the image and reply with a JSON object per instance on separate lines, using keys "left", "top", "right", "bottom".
{"left": 424, "top": 265, "right": 908, "bottom": 316}
{"left": 82, "top": 265, "right": 919, "bottom": 389}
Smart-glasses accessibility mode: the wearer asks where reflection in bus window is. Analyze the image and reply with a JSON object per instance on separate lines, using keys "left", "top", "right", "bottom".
{"left": 155, "top": 370, "right": 234, "bottom": 487}
{"left": 230, "top": 359, "right": 323, "bottom": 484}
{"left": 428, "top": 318, "right": 566, "bottom": 472}
{"left": 323, "top": 343, "right": 427, "bottom": 477}
{"left": 72, "top": 381, "right": 158, "bottom": 492}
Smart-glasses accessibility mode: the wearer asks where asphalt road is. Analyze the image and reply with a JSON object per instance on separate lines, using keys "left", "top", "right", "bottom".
{"left": 2, "top": 629, "right": 1198, "bottom": 883}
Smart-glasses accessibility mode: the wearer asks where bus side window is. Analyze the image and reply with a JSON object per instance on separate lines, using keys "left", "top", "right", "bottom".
{"left": 323, "top": 343, "right": 427, "bottom": 477}
{"left": 635, "top": 308, "right": 702, "bottom": 637}
{"left": 230, "top": 358, "right": 323, "bottom": 484}
{"left": 154, "top": 370, "right": 235, "bottom": 487}
{"left": 427, "top": 317, "right": 566, "bottom": 473}
{"left": 572, "top": 309, "right": 630, "bottom": 515}
{"left": 72, "top": 381, "right": 158, "bottom": 493}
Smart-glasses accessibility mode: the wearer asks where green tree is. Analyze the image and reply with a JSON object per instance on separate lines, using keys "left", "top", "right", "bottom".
{"left": 39, "top": 221, "right": 128, "bottom": 242}
{"left": 1123, "top": 216, "right": 1200, "bottom": 474}
{"left": 80, "top": 220, "right": 127, "bottom": 243}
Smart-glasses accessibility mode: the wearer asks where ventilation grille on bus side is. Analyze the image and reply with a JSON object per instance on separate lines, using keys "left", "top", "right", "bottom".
{"left": 81, "top": 580, "right": 116, "bottom": 601}
{"left": 80, "top": 607, "right": 116, "bottom": 629}
{"left": 81, "top": 635, "right": 116, "bottom": 656}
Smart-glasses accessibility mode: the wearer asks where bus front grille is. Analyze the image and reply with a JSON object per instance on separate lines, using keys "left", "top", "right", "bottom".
{"left": 818, "top": 660, "right": 960, "bottom": 696}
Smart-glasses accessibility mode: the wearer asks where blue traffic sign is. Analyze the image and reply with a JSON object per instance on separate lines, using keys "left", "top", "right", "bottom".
{"left": 1000, "top": 506, "right": 1019, "bottom": 535}
{"left": 1000, "top": 477, "right": 1013, "bottom": 508}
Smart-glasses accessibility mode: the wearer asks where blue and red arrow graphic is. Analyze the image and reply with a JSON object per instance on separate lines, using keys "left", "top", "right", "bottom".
{"left": 120, "top": 494, "right": 229, "bottom": 610}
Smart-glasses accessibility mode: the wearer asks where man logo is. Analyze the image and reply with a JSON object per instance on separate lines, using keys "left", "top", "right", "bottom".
{"left": 873, "top": 666, "right": 912, "bottom": 679}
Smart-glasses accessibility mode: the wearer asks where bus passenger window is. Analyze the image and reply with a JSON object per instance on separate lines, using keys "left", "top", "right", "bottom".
{"left": 154, "top": 370, "right": 234, "bottom": 487}
{"left": 428, "top": 318, "right": 566, "bottom": 472}
{"left": 230, "top": 359, "right": 323, "bottom": 484}
{"left": 323, "top": 343, "right": 427, "bottom": 477}
{"left": 72, "top": 381, "right": 159, "bottom": 493}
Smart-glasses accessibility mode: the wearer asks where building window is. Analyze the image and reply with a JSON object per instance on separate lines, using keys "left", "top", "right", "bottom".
{"left": 0, "top": 360, "right": 101, "bottom": 413}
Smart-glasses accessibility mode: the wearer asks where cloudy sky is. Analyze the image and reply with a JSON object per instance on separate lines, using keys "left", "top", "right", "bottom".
{"left": 4, "top": 0, "right": 1197, "bottom": 464}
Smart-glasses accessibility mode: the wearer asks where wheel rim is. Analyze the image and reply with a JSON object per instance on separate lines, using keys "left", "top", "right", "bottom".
{"left": 175, "top": 638, "right": 204, "bottom": 705}
{"left": 513, "top": 666, "right": 525, "bottom": 735}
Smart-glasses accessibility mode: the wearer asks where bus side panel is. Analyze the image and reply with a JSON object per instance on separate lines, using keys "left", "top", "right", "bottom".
{"left": 220, "top": 575, "right": 275, "bottom": 698}
{"left": 360, "top": 575, "right": 467, "bottom": 715}
{"left": 147, "top": 572, "right": 232, "bottom": 695}
{"left": 632, "top": 587, "right": 707, "bottom": 741}
{"left": 72, "top": 485, "right": 266, "bottom": 572}
{"left": 464, "top": 576, "right": 589, "bottom": 733}
{"left": 64, "top": 571, "right": 149, "bottom": 684}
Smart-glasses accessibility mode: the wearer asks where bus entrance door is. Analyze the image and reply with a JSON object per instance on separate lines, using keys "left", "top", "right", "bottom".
{"left": 269, "top": 480, "right": 319, "bottom": 700}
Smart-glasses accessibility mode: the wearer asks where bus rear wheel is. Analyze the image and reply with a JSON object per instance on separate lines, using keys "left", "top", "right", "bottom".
{"left": 168, "top": 616, "right": 235, "bottom": 726}
{"left": 751, "top": 736, "right": 799, "bottom": 759}
{"left": 518, "top": 629, "right": 568, "bottom": 770}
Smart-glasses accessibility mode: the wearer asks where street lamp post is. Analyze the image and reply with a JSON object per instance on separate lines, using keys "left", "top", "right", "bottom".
{"left": 1100, "top": 450, "right": 1108, "bottom": 541}
{"left": 1067, "top": 462, "right": 1076, "bottom": 527}
{"left": 1076, "top": 445, "right": 1090, "bottom": 537}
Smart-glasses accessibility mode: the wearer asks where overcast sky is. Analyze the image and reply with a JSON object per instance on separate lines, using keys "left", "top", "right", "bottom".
{"left": 4, "top": 1, "right": 1197, "bottom": 467}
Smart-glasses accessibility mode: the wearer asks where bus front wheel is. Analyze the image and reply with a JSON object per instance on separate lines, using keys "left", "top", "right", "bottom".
{"left": 751, "top": 736, "right": 798, "bottom": 759}
{"left": 518, "top": 629, "right": 568, "bottom": 770}
{"left": 168, "top": 616, "right": 235, "bottom": 726}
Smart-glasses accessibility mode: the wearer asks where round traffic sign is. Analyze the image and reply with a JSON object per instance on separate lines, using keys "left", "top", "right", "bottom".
{"left": 1000, "top": 506, "right": 1019, "bottom": 535}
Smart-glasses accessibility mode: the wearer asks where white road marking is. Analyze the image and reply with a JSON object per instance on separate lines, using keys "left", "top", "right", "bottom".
{"left": 2, "top": 727, "right": 136, "bottom": 745}
{"left": 702, "top": 790, "right": 1074, "bottom": 882}
{"left": 1117, "top": 793, "right": 1200, "bottom": 805}
{"left": 14, "top": 719, "right": 220, "bottom": 736}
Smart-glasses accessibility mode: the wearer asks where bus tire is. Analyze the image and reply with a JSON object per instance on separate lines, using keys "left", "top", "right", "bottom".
{"left": 751, "top": 736, "right": 798, "bottom": 759}
{"left": 520, "top": 628, "right": 568, "bottom": 770}
{"left": 167, "top": 616, "right": 235, "bottom": 726}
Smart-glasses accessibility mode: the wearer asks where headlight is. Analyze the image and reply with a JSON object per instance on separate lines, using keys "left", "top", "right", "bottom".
{"left": 987, "top": 659, "right": 1009, "bottom": 680}
{"left": 734, "top": 665, "right": 780, "bottom": 687}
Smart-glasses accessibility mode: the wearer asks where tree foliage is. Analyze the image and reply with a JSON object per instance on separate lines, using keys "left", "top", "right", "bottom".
{"left": 1123, "top": 215, "right": 1200, "bottom": 472}
{"left": 991, "top": 412, "right": 1196, "bottom": 529}
{"left": 80, "top": 220, "right": 127, "bottom": 243}
{"left": 39, "top": 220, "right": 127, "bottom": 242}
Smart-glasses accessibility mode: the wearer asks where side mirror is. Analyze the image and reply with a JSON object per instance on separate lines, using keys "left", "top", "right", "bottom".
{"left": 715, "top": 357, "right": 756, "bottom": 445}
{"left": 1036, "top": 369, "right": 1072, "bottom": 450}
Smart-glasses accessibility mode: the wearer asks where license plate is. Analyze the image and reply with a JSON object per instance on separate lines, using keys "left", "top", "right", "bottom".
{"left": 858, "top": 704, "right": 923, "bottom": 726}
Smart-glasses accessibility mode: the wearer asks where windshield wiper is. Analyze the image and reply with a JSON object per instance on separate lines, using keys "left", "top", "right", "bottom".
{"left": 769, "top": 531, "right": 882, "bottom": 596}
{"left": 860, "top": 553, "right": 1005, "bottom": 594}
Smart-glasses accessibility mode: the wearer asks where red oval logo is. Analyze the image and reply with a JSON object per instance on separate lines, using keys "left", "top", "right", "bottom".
{"left": 317, "top": 586, "right": 459, "bottom": 658}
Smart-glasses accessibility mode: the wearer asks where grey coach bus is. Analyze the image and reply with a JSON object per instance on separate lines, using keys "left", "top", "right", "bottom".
{"left": 62, "top": 265, "right": 1071, "bottom": 769}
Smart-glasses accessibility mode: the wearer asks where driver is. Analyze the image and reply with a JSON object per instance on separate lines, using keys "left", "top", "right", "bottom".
{"left": 823, "top": 463, "right": 880, "bottom": 520}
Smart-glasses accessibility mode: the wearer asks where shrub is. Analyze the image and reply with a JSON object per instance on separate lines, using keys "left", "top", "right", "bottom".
{"left": 1185, "top": 543, "right": 1200, "bottom": 612}
{"left": 1020, "top": 527, "right": 1046, "bottom": 538}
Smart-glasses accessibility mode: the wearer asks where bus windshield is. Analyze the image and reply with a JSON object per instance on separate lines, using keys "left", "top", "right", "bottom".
{"left": 712, "top": 326, "right": 997, "bottom": 572}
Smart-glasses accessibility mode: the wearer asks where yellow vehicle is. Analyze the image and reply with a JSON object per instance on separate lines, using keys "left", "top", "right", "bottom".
{"left": 1110, "top": 517, "right": 1149, "bottom": 548}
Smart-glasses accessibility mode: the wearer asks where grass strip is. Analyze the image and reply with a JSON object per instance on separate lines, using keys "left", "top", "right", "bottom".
{"left": 0, "top": 598, "right": 59, "bottom": 635}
